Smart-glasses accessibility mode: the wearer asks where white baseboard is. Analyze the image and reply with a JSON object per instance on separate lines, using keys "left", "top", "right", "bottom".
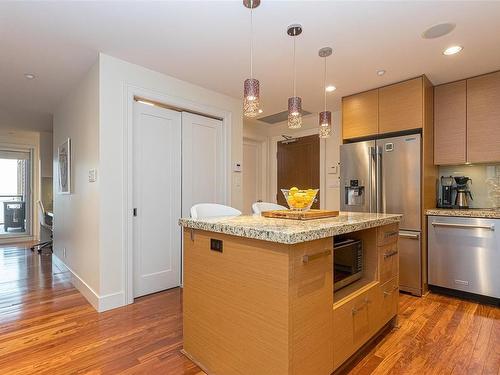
{"left": 53, "top": 254, "right": 125, "bottom": 312}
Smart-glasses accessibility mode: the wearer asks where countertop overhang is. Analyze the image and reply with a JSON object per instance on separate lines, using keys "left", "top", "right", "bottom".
{"left": 426, "top": 208, "right": 500, "bottom": 219}
{"left": 179, "top": 212, "right": 402, "bottom": 244}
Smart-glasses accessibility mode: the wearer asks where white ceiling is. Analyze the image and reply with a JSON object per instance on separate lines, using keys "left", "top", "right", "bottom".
{"left": 1, "top": 1, "right": 500, "bottom": 131}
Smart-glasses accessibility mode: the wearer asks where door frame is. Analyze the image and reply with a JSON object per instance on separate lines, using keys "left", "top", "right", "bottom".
{"left": 0, "top": 142, "right": 36, "bottom": 244}
{"left": 243, "top": 136, "right": 269, "bottom": 209}
{"left": 270, "top": 129, "right": 326, "bottom": 209}
{"left": 124, "top": 85, "right": 232, "bottom": 305}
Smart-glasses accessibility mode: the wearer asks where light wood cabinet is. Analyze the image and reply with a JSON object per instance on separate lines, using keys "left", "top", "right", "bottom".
{"left": 379, "top": 243, "right": 399, "bottom": 284}
{"left": 377, "top": 277, "right": 399, "bottom": 327}
{"left": 379, "top": 77, "right": 423, "bottom": 133}
{"left": 467, "top": 71, "right": 500, "bottom": 163}
{"left": 342, "top": 89, "right": 379, "bottom": 140}
{"left": 434, "top": 81, "right": 467, "bottom": 165}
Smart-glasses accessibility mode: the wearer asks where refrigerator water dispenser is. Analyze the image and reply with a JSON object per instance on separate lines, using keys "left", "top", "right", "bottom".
{"left": 344, "top": 180, "right": 365, "bottom": 206}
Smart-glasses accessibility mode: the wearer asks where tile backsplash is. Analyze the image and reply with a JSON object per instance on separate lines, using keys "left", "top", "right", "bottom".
{"left": 438, "top": 164, "right": 500, "bottom": 208}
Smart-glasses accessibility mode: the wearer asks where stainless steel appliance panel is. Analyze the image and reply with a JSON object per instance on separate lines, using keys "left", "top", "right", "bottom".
{"left": 398, "top": 230, "right": 422, "bottom": 296}
{"left": 340, "top": 140, "right": 375, "bottom": 213}
{"left": 378, "top": 134, "right": 421, "bottom": 231}
{"left": 428, "top": 216, "right": 499, "bottom": 298}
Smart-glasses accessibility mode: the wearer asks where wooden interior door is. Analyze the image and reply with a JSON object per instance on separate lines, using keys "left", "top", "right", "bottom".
{"left": 277, "top": 134, "right": 320, "bottom": 208}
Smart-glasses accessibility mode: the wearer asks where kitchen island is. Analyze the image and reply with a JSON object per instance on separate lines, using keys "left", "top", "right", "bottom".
{"left": 179, "top": 212, "right": 402, "bottom": 375}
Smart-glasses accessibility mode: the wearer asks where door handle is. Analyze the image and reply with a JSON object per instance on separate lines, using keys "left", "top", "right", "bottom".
{"left": 399, "top": 232, "right": 420, "bottom": 239}
{"left": 431, "top": 222, "right": 495, "bottom": 231}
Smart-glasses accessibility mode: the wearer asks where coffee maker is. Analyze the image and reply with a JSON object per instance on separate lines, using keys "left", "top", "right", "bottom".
{"left": 453, "top": 176, "right": 473, "bottom": 209}
{"left": 439, "top": 176, "right": 454, "bottom": 208}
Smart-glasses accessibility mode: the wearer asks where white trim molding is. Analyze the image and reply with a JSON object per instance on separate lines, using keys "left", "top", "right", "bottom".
{"left": 53, "top": 254, "right": 124, "bottom": 312}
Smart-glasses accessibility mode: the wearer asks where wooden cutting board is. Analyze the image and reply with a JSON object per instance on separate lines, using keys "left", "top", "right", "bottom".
{"left": 261, "top": 209, "right": 340, "bottom": 220}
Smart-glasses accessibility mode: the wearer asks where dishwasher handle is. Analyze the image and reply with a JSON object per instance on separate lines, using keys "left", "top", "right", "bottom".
{"left": 431, "top": 222, "right": 495, "bottom": 231}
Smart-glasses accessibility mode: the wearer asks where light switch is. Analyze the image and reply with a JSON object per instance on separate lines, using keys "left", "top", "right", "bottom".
{"left": 328, "top": 165, "right": 338, "bottom": 175}
{"left": 233, "top": 162, "right": 242, "bottom": 172}
{"left": 88, "top": 169, "right": 97, "bottom": 183}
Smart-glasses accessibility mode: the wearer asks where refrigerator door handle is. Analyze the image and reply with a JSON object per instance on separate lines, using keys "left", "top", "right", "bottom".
{"left": 368, "top": 146, "right": 377, "bottom": 213}
{"left": 376, "top": 146, "right": 382, "bottom": 213}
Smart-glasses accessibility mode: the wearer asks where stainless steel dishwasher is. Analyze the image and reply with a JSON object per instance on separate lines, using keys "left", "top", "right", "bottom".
{"left": 428, "top": 215, "right": 499, "bottom": 299}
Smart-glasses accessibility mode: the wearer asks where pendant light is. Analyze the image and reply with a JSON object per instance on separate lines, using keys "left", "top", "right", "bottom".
{"left": 318, "top": 47, "right": 332, "bottom": 138}
{"left": 243, "top": 0, "right": 261, "bottom": 118}
{"left": 287, "top": 24, "right": 303, "bottom": 129}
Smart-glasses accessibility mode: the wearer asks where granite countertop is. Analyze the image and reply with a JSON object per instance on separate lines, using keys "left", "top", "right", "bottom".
{"left": 179, "top": 212, "right": 402, "bottom": 244}
{"left": 426, "top": 208, "right": 500, "bottom": 219}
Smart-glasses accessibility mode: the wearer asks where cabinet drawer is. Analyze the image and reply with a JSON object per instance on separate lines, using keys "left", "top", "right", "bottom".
{"left": 333, "top": 284, "right": 378, "bottom": 370}
{"left": 379, "top": 243, "right": 399, "bottom": 284}
{"left": 377, "top": 223, "right": 399, "bottom": 246}
{"left": 378, "top": 277, "right": 399, "bottom": 326}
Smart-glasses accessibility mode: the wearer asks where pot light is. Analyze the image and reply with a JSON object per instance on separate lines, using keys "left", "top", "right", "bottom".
{"left": 377, "top": 70, "right": 386, "bottom": 76}
{"left": 325, "top": 85, "right": 336, "bottom": 92}
{"left": 24, "top": 73, "right": 36, "bottom": 80}
{"left": 258, "top": 109, "right": 263, "bottom": 114}
{"left": 443, "top": 46, "right": 463, "bottom": 55}
{"left": 422, "top": 23, "right": 456, "bottom": 39}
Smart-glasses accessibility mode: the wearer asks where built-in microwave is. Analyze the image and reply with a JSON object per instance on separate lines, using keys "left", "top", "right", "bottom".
{"left": 333, "top": 238, "right": 363, "bottom": 291}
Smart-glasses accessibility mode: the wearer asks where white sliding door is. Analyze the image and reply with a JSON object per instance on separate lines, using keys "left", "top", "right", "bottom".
{"left": 133, "top": 102, "right": 181, "bottom": 298}
{"left": 181, "top": 112, "right": 224, "bottom": 217}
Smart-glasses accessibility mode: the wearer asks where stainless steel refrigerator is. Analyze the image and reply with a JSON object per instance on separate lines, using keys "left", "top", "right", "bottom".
{"left": 340, "top": 133, "right": 423, "bottom": 296}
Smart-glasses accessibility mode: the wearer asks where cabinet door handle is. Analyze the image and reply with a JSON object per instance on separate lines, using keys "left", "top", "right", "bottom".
{"left": 384, "top": 285, "right": 399, "bottom": 297}
{"left": 302, "top": 249, "right": 331, "bottom": 263}
{"left": 399, "top": 232, "right": 419, "bottom": 239}
{"left": 384, "top": 250, "right": 398, "bottom": 259}
{"left": 352, "top": 299, "right": 370, "bottom": 315}
{"left": 431, "top": 222, "right": 495, "bottom": 231}
{"left": 384, "top": 230, "right": 398, "bottom": 238}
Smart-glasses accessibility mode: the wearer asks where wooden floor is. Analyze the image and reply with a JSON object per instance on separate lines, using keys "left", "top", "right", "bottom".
{"left": 0, "top": 242, "right": 498, "bottom": 374}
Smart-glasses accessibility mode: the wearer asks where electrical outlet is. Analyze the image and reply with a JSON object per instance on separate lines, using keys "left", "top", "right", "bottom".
{"left": 63, "top": 248, "right": 66, "bottom": 258}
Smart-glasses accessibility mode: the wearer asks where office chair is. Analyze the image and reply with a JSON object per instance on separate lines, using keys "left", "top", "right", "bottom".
{"left": 31, "top": 201, "right": 53, "bottom": 254}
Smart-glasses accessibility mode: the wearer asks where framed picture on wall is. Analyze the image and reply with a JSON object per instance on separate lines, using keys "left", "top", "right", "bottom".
{"left": 58, "top": 138, "right": 71, "bottom": 194}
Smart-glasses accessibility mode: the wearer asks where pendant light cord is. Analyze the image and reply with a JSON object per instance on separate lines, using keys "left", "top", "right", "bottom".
{"left": 293, "top": 36, "right": 296, "bottom": 97}
{"left": 323, "top": 56, "right": 327, "bottom": 112}
{"left": 250, "top": 8, "right": 253, "bottom": 79}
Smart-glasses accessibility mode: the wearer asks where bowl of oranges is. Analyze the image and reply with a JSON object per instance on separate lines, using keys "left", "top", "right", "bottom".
{"left": 281, "top": 187, "right": 319, "bottom": 211}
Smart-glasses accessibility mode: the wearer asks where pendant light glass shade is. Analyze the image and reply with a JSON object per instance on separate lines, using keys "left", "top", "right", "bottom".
{"left": 288, "top": 96, "right": 302, "bottom": 129}
{"left": 243, "top": 0, "right": 261, "bottom": 118}
{"left": 318, "top": 47, "right": 333, "bottom": 138}
{"left": 287, "top": 24, "right": 302, "bottom": 129}
{"left": 319, "top": 110, "right": 332, "bottom": 138}
{"left": 243, "top": 78, "right": 260, "bottom": 118}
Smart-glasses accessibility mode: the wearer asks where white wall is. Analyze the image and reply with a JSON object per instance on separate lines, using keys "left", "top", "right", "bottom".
{"left": 52, "top": 61, "right": 101, "bottom": 302}
{"left": 98, "top": 54, "right": 243, "bottom": 303}
{"left": 243, "top": 111, "right": 342, "bottom": 211}
{"left": 39, "top": 131, "right": 53, "bottom": 178}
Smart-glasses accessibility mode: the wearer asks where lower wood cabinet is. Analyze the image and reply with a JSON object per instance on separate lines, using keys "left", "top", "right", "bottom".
{"left": 378, "top": 277, "right": 399, "bottom": 327}
{"left": 379, "top": 243, "right": 399, "bottom": 284}
{"left": 333, "top": 284, "right": 379, "bottom": 370}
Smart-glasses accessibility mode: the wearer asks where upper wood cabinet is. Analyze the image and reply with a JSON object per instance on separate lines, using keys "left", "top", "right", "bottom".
{"left": 342, "top": 89, "right": 378, "bottom": 140}
{"left": 467, "top": 71, "right": 500, "bottom": 163}
{"left": 379, "top": 77, "right": 423, "bottom": 133}
{"left": 434, "top": 80, "right": 467, "bottom": 165}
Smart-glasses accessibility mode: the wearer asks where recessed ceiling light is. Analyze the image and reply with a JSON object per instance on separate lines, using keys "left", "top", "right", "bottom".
{"left": 258, "top": 109, "right": 263, "bottom": 113}
{"left": 377, "top": 70, "right": 386, "bottom": 76}
{"left": 325, "top": 85, "right": 336, "bottom": 92}
{"left": 24, "top": 73, "right": 36, "bottom": 80}
{"left": 443, "top": 45, "right": 463, "bottom": 55}
{"left": 422, "top": 23, "right": 456, "bottom": 39}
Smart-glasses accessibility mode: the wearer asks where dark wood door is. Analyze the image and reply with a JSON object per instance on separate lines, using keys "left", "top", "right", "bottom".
{"left": 277, "top": 134, "right": 320, "bottom": 208}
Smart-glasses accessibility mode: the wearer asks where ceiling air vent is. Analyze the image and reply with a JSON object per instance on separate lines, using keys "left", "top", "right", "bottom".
{"left": 257, "top": 109, "right": 312, "bottom": 124}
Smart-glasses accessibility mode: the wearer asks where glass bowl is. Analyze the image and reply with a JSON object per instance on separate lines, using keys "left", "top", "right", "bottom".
{"left": 281, "top": 189, "right": 319, "bottom": 211}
